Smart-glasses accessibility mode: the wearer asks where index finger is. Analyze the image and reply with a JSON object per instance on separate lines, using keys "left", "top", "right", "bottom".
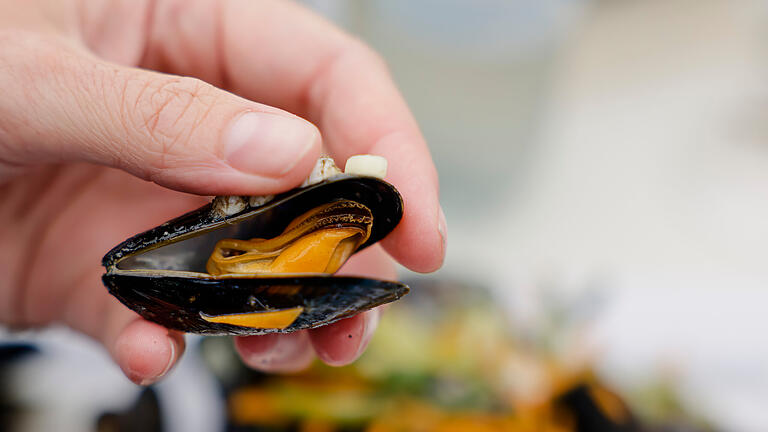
{"left": 140, "top": 0, "right": 445, "bottom": 272}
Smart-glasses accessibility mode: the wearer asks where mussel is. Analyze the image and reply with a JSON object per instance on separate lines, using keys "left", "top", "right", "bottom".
{"left": 101, "top": 156, "right": 409, "bottom": 335}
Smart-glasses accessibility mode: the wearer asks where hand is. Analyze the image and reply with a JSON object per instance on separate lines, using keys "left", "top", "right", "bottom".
{"left": 0, "top": 0, "right": 446, "bottom": 384}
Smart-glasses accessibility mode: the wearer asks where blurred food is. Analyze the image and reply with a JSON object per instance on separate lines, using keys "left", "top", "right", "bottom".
{"left": 200, "top": 280, "right": 711, "bottom": 432}
{"left": 96, "top": 389, "right": 163, "bottom": 432}
{"left": 0, "top": 345, "right": 39, "bottom": 432}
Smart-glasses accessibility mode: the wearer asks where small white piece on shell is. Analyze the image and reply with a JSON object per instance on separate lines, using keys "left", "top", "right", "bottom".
{"left": 212, "top": 195, "right": 248, "bottom": 217}
{"left": 300, "top": 156, "right": 342, "bottom": 187}
{"left": 344, "top": 155, "right": 387, "bottom": 179}
{"left": 249, "top": 194, "right": 274, "bottom": 208}
{"left": 212, "top": 155, "right": 387, "bottom": 219}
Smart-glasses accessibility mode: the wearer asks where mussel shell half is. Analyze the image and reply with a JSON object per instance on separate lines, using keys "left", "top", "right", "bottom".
{"left": 101, "top": 175, "right": 407, "bottom": 335}
{"left": 103, "top": 274, "right": 408, "bottom": 335}
{"left": 102, "top": 175, "right": 403, "bottom": 269}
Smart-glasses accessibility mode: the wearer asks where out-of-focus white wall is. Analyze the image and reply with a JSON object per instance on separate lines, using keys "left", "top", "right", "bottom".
{"left": 523, "top": 2, "right": 768, "bottom": 430}
{"left": 305, "top": 1, "right": 768, "bottom": 430}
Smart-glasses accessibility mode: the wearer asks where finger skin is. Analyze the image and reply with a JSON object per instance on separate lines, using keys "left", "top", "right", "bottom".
{"left": 235, "top": 331, "right": 315, "bottom": 374}
{"left": 307, "top": 245, "right": 393, "bottom": 367}
{"left": 113, "top": 318, "right": 185, "bottom": 385}
{"left": 0, "top": 32, "right": 321, "bottom": 194}
{"left": 5, "top": 168, "right": 198, "bottom": 384}
{"left": 309, "top": 308, "right": 380, "bottom": 367}
{"left": 137, "top": 0, "right": 445, "bottom": 272}
{"left": 336, "top": 244, "right": 398, "bottom": 280}
{"left": 235, "top": 311, "right": 381, "bottom": 372}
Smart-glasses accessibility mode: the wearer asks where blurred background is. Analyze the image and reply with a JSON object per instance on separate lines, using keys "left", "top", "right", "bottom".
{"left": 3, "top": 0, "right": 768, "bottom": 430}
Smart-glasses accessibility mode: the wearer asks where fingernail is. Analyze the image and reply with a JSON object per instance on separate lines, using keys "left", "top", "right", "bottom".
{"left": 225, "top": 111, "right": 319, "bottom": 177}
{"left": 138, "top": 336, "right": 180, "bottom": 386}
{"left": 437, "top": 205, "right": 447, "bottom": 259}
{"left": 355, "top": 309, "right": 380, "bottom": 359}
{"left": 310, "top": 314, "right": 365, "bottom": 366}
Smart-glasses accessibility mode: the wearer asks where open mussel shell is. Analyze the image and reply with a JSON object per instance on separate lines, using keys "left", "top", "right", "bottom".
{"left": 102, "top": 175, "right": 408, "bottom": 336}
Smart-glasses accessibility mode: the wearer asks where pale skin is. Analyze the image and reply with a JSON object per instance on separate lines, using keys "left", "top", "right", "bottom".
{"left": 0, "top": 0, "right": 446, "bottom": 384}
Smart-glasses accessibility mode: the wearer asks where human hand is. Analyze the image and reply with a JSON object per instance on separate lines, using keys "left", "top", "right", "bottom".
{"left": 0, "top": 0, "right": 446, "bottom": 384}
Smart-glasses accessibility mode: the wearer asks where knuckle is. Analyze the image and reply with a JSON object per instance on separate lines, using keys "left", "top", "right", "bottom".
{"left": 0, "top": 31, "right": 95, "bottom": 161}
{"left": 119, "top": 75, "right": 219, "bottom": 166}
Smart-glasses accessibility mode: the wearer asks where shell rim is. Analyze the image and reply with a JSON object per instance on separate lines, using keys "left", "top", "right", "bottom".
{"left": 101, "top": 175, "right": 403, "bottom": 272}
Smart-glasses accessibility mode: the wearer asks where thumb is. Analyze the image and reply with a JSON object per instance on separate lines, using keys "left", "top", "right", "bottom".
{"left": 0, "top": 36, "right": 321, "bottom": 194}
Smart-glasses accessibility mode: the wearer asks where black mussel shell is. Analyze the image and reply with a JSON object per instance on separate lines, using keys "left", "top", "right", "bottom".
{"left": 102, "top": 175, "right": 407, "bottom": 335}
{"left": 102, "top": 175, "right": 402, "bottom": 268}
{"left": 103, "top": 274, "right": 408, "bottom": 335}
